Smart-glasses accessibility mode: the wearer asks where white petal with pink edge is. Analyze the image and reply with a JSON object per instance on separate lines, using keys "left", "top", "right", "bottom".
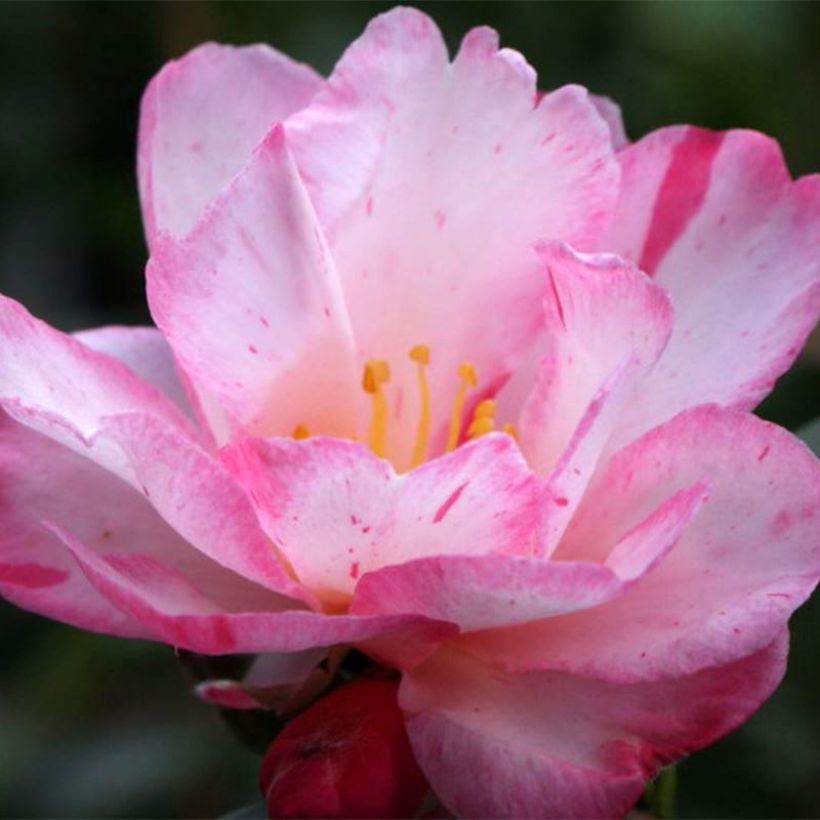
{"left": 0, "top": 415, "right": 269, "bottom": 640}
{"left": 221, "top": 433, "right": 538, "bottom": 608}
{"left": 515, "top": 242, "right": 673, "bottom": 552}
{"left": 480, "top": 406, "right": 820, "bottom": 683}
{"left": 288, "top": 8, "right": 618, "bottom": 469}
{"left": 138, "top": 42, "right": 322, "bottom": 247}
{"left": 147, "top": 125, "right": 359, "bottom": 444}
{"left": 59, "top": 529, "right": 454, "bottom": 666}
{"left": 401, "top": 634, "right": 787, "bottom": 819}
{"left": 0, "top": 295, "right": 196, "bottom": 481}
{"left": 350, "top": 478, "right": 705, "bottom": 632}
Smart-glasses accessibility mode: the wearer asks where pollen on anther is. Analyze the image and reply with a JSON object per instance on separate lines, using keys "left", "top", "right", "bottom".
{"left": 292, "top": 424, "right": 310, "bottom": 440}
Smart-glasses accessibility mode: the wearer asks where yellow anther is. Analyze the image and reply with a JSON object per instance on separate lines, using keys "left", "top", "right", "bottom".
{"left": 409, "top": 345, "right": 431, "bottom": 469}
{"left": 467, "top": 416, "right": 495, "bottom": 439}
{"left": 362, "top": 359, "right": 390, "bottom": 393}
{"left": 473, "top": 398, "right": 497, "bottom": 420}
{"left": 292, "top": 424, "right": 310, "bottom": 440}
{"left": 409, "top": 344, "right": 430, "bottom": 366}
{"left": 457, "top": 362, "right": 478, "bottom": 387}
{"left": 446, "top": 361, "right": 478, "bottom": 452}
{"left": 362, "top": 359, "right": 390, "bottom": 458}
{"left": 502, "top": 422, "right": 519, "bottom": 440}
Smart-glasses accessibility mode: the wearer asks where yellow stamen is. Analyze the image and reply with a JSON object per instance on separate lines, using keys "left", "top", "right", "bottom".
{"left": 292, "top": 424, "right": 310, "bottom": 440}
{"left": 502, "top": 422, "right": 519, "bottom": 440}
{"left": 467, "top": 416, "right": 495, "bottom": 438}
{"left": 446, "top": 362, "right": 477, "bottom": 452}
{"left": 362, "top": 359, "right": 390, "bottom": 458}
{"left": 473, "top": 398, "right": 496, "bottom": 419}
{"left": 409, "top": 345, "right": 431, "bottom": 469}
{"left": 467, "top": 398, "right": 497, "bottom": 439}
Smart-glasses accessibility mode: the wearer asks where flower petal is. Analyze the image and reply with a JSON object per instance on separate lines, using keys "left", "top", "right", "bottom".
{"left": 487, "top": 406, "right": 820, "bottom": 682}
{"left": 351, "top": 479, "right": 705, "bottom": 632}
{"left": 138, "top": 42, "right": 322, "bottom": 246}
{"left": 59, "top": 528, "right": 453, "bottom": 666}
{"left": 603, "top": 126, "right": 820, "bottom": 445}
{"left": 97, "top": 412, "right": 310, "bottom": 603}
{"left": 518, "top": 242, "right": 672, "bottom": 475}
{"left": 401, "top": 634, "right": 787, "bottom": 819}
{"left": 515, "top": 242, "right": 673, "bottom": 552}
{"left": 147, "top": 126, "right": 359, "bottom": 443}
{"left": 74, "top": 325, "right": 194, "bottom": 420}
{"left": 0, "top": 295, "right": 195, "bottom": 480}
{"left": 290, "top": 8, "right": 618, "bottom": 469}
{"left": 0, "top": 415, "right": 266, "bottom": 640}
{"left": 221, "top": 433, "right": 539, "bottom": 608}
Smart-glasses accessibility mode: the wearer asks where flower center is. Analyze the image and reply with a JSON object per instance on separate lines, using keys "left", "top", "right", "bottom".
{"left": 294, "top": 345, "right": 517, "bottom": 468}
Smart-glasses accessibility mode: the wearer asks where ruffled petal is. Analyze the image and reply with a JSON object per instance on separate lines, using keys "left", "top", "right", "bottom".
{"left": 221, "top": 433, "right": 538, "bottom": 609}
{"left": 401, "top": 634, "right": 787, "bottom": 819}
{"left": 60, "top": 529, "right": 453, "bottom": 666}
{"left": 0, "top": 295, "right": 196, "bottom": 480}
{"left": 603, "top": 126, "right": 820, "bottom": 445}
{"left": 0, "top": 415, "right": 272, "bottom": 640}
{"left": 138, "top": 42, "right": 322, "bottom": 246}
{"left": 147, "top": 126, "right": 359, "bottom": 443}
{"left": 516, "top": 242, "right": 673, "bottom": 552}
{"left": 479, "top": 406, "right": 820, "bottom": 682}
{"left": 289, "top": 8, "right": 618, "bottom": 469}
{"left": 351, "top": 480, "right": 705, "bottom": 632}
{"left": 97, "top": 413, "right": 309, "bottom": 603}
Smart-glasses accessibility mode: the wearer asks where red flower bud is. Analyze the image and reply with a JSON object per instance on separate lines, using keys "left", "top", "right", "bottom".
{"left": 260, "top": 676, "right": 428, "bottom": 819}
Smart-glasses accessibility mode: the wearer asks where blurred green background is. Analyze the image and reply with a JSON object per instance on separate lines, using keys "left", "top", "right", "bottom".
{"left": 1, "top": 1, "right": 819, "bottom": 817}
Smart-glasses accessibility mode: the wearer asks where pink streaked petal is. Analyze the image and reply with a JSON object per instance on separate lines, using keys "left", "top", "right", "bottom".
{"left": 0, "top": 295, "right": 196, "bottom": 480}
{"left": 516, "top": 243, "right": 673, "bottom": 552}
{"left": 603, "top": 126, "right": 820, "bottom": 445}
{"left": 221, "top": 434, "right": 539, "bottom": 608}
{"left": 147, "top": 125, "right": 359, "bottom": 444}
{"left": 401, "top": 634, "right": 787, "bottom": 819}
{"left": 138, "top": 42, "right": 322, "bottom": 246}
{"left": 0, "top": 415, "right": 262, "bottom": 640}
{"left": 351, "top": 480, "right": 704, "bottom": 632}
{"left": 291, "top": 8, "right": 618, "bottom": 469}
{"left": 508, "top": 406, "right": 820, "bottom": 683}
{"left": 97, "top": 413, "right": 311, "bottom": 604}
{"left": 74, "top": 325, "right": 194, "bottom": 420}
{"left": 352, "top": 555, "right": 625, "bottom": 632}
{"left": 59, "top": 529, "right": 453, "bottom": 664}
{"left": 519, "top": 242, "right": 673, "bottom": 476}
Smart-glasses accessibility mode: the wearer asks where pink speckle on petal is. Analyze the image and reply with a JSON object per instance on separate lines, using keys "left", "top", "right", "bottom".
{"left": 349, "top": 562, "right": 360, "bottom": 580}
{"left": 553, "top": 497, "right": 569, "bottom": 507}
{"left": 757, "top": 445, "right": 771, "bottom": 462}
{"left": 366, "top": 196, "right": 374, "bottom": 217}
{"left": 248, "top": 344, "right": 258, "bottom": 355}
{"left": 433, "top": 482, "right": 469, "bottom": 523}
{"left": 434, "top": 211, "right": 447, "bottom": 230}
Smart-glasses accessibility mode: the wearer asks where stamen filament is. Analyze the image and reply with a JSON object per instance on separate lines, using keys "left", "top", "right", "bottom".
{"left": 362, "top": 359, "right": 390, "bottom": 458}
{"left": 446, "top": 362, "right": 477, "bottom": 452}
{"left": 409, "top": 345, "right": 431, "bottom": 469}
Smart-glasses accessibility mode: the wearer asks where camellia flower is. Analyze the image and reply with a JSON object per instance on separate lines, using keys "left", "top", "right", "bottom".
{"left": 1, "top": 6, "right": 820, "bottom": 818}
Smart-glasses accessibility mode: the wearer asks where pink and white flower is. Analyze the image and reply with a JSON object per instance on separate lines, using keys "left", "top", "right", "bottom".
{"left": 1, "top": 7, "right": 819, "bottom": 818}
